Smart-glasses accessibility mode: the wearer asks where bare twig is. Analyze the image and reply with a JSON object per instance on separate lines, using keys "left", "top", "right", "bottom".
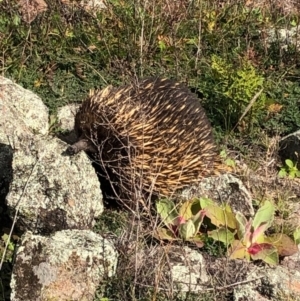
{"left": 231, "top": 88, "right": 264, "bottom": 133}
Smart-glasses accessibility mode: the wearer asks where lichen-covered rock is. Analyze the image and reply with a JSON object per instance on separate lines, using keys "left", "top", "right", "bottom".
{"left": 0, "top": 76, "right": 103, "bottom": 232}
{"left": 6, "top": 136, "right": 103, "bottom": 233}
{"left": 57, "top": 104, "right": 80, "bottom": 133}
{"left": 165, "top": 246, "right": 209, "bottom": 292}
{"left": 233, "top": 256, "right": 300, "bottom": 301}
{"left": 124, "top": 245, "right": 209, "bottom": 294}
{"left": 0, "top": 76, "right": 49, "bottom": 136}
{"left": 10, "top": 230, "right": 118, "bottom": 301}
{"left": 17, "top": 0, "right": 106, "bottom": 25}
{"left": 56, "top": 104, "right": 80, "bottom": 145}
{"left": 61, "top": 0, "right": 107, "bottom": 11}
{"left": 179, "top": 173, "right": 254, "bottom": 216}
{"left": 0, "top": 76, "right": 49, "bottom": 201}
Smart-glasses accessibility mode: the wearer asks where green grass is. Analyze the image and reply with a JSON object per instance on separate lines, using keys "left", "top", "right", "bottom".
{"left": 0, "top": 0, "right": 299, "bottom": 136}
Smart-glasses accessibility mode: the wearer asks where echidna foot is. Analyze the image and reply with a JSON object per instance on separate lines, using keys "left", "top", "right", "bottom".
{"left": 66, "top": 139, "right": 97, "bottom": 155}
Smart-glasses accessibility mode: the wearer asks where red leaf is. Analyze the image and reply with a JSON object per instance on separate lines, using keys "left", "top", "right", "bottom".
{"left": 248, "top": 243, "right": 274, "bottom": 255}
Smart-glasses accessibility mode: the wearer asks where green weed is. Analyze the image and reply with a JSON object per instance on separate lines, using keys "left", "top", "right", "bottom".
{"left": 278, "top": 159, "right": 300, "bottom": 179}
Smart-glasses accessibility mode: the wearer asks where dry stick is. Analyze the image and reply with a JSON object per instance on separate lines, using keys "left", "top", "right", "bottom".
{"left": 19, "top": 23, "right": 31, "bottom": 80}
{"left": 204, "top": 275, "right": 265, "bottom": 292}
{"left": 139, "top": 0, "right": 146, "bottom": 78}
{"left": 230, "top": 88, "right": 264, "bottom": 134}
{"left": 84, "top": 62, "right": 108, "bottom": 85}
{"left": 136, "top": 275, "right": 265, "bottom": 292}
{"left": 195, "top": 0, "right": 202, "bottom": 70}
{"left": 0, "top": 158, "right": 40, "bottom": 271}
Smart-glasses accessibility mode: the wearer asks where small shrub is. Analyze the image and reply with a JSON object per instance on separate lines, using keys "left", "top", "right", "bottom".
{"left": 201, "top": 55, "right": 269, "bottom": 132}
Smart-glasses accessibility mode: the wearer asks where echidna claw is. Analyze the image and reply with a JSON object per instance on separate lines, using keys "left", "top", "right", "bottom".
{"left": 66, "top": 145, "right": 77, "bottom": 156}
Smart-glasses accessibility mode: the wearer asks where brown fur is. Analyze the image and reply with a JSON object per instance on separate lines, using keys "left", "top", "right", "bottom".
{"left": 68, "top": 78, "right": 223, "bottom": 199}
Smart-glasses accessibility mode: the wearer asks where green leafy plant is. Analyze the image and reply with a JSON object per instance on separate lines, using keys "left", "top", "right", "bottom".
{"left": 209, "top": 55, "right": 269, "bottom": 131}
{"left": 278, "top": 159, "right": 300, "bottom": 179}
{"left": 156, "top": 199, "right": 298, "bottom": 265}
{"left": 155, "top": 198, "right": 206, "bottom": 246}
{"left": 227, "top": 201, "right": 278, "bottom": 264}
{"left": 294, "top": 227, "right": 300, "bottom": 244}
{"left": 0, "top": 233, "right": 15, "bottom": 263}
{"left": 156, "top": 198, "right": 239, "bottom": 246}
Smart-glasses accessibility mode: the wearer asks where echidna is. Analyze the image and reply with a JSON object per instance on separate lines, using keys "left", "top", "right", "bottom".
{"left": 67, "top": 77, "right": 222, "bottom": 199}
